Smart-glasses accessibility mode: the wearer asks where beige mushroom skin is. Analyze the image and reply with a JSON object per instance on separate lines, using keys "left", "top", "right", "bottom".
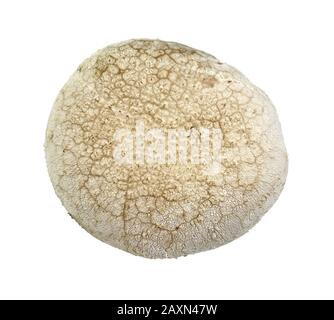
{"left": 45, "top": 39, "right": 288, "bottom": 258}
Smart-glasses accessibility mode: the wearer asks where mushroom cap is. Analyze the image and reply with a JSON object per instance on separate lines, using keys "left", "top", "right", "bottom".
{"left": 45, "top": 39, "right": 288, "bottom": 258}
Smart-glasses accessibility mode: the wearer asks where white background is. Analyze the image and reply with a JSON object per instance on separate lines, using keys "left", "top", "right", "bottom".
{"left": 0, "top": 0, "right": 333, "bottom": 300}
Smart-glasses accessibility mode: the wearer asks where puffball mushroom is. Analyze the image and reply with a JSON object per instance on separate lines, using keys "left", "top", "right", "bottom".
{"left": 45, "top": 39, "right": 288, "bottom": 258}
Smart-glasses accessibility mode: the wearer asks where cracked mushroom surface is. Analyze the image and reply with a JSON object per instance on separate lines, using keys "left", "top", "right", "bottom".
{"left": 45, "top": 39, "right": 288, "bottom": 258}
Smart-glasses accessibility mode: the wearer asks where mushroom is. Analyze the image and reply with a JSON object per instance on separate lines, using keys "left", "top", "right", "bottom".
{"left": 45, "top": 39, "right": 288, "bottom": 258}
